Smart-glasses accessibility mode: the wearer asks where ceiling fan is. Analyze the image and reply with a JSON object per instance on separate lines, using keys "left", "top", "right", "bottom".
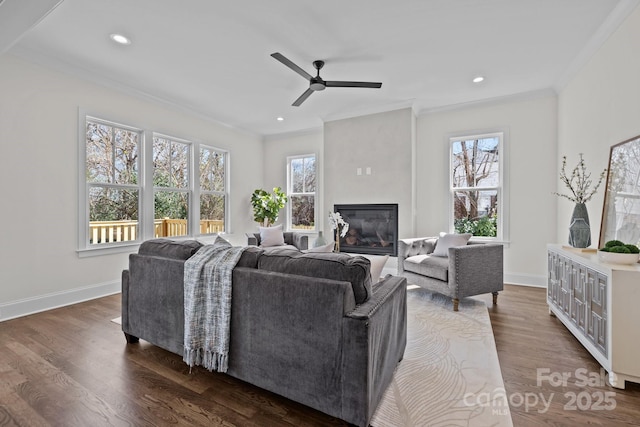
{"left": 271, "top": 52, "right": 382, "bottom": 106}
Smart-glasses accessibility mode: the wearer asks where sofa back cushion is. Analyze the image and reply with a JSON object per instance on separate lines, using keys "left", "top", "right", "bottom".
{"left": 137, "top": 238, "right": 263, "bottom": 269}
{"left": 258, "top": 249, "right": 372, "bottom": 304}
{"left": 138, "top": 238, "right": 203, "bottom": 260}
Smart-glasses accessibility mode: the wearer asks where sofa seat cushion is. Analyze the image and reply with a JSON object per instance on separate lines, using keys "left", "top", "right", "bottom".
{"left": 404, "top": 254, "right": 449, "bottom": 282}
{"left": 258, "top": 250, "right": 372, "bottom": 304}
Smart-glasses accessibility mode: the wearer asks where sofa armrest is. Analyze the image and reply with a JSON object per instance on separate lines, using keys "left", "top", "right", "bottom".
{"left": 346, "top": 275, "right": 406, "bottom": 319}
{"left": 246, "top": 232, "right": 259, "bottom": 246}
{"left": 341, "top": 275, "right": 407, "bottom": 425}
{"left": 449, "top": 243, "right": 504, "bottom": 297}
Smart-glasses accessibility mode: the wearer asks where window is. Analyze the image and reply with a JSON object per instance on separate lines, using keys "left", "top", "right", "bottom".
{"left": 80, "top": 113, "right": 229, "bottom": 254}
{"left": 199, "top": 145, "right": 227, "bottom": 234}
{"left": 153, "top": 135, "right": 190, "bottom": 237}
{"left": 84, "top": 117, "right": 141, "bottom": 246}
{"left": 449, "top": 132, "right": 503, "bottom": 239}
{"left": 287, "top": 154, "right": 316, "bottom": 231}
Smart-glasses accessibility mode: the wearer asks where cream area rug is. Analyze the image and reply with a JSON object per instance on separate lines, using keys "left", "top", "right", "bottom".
{"left": 371, "top": 286, "right": 513, "bottom": 427}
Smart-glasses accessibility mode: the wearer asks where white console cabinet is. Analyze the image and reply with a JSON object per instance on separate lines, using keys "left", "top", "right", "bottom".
{"left": 547, "top": 244, "right": 640, "bottom": 389}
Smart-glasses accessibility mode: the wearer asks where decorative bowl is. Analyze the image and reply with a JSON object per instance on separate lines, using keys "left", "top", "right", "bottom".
{"left": 597, "top": 250, "right": 640, "bottom": 265}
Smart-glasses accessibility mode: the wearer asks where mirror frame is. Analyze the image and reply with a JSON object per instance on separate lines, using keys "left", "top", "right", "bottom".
{"left": 598, "top": 134, "right": 640, "bottom": 248}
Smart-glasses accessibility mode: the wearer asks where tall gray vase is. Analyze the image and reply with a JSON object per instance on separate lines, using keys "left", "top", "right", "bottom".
{"left": 569, "top": 203, "right": 591, "bottom": 248}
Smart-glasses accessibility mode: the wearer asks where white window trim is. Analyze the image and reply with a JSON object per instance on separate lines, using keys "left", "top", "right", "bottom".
{"left": 447, "top": 130, "right": 510, "bottom": 243}
{"left": 286, "top": 153, "right": 317, "bottom": 232}
{"left": 77, "top": 110, "right": 230, "bottom": 257}
{"left": 78, "top": 111, "right": 145, "bottom": 257}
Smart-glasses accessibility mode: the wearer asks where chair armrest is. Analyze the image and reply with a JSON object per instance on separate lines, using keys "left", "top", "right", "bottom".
{"left": 246, "top": 232, "right": 259, "bottom": 246}
{"left": 292, "top": 233, "right": 309, "bottom": 250}
{"left": 449, "top": 244, "right": 504, "bottom": 296}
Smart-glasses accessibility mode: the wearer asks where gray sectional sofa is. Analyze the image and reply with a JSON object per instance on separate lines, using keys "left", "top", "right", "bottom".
{"left": 121, "top": 238, "right": 407, "bottom": 427}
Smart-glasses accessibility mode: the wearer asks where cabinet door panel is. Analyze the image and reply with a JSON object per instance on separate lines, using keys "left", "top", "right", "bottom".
{"left": 570, "top": 263, "right": 587, "bottom": 333}
{"left": 586, "top": 269, "right": 607, "bottom": 357}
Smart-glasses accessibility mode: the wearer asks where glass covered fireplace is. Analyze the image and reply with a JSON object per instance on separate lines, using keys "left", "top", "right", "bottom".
{"left": 333, "top": 204, "right": 398, "bottom": 256}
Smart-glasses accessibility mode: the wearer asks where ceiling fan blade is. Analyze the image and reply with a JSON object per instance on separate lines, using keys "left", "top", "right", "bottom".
{"left": 292, "top": 88, "right": 314, "bottom": 106}
{"left": 271, "top": 52, "right": 313, "bottom": 81}
{"left": 326, "top": 81, "right": 382, "bottom": 88}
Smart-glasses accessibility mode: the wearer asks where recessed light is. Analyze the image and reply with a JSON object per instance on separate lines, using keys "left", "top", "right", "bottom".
{"left": 110, "top": 33, "right": 131, "bottom": 45}
{"left": 472, "top": 76, "right": 484, "bottom": 83}
{"left": 276, "top": 117, "right": 284, "bottom": 121}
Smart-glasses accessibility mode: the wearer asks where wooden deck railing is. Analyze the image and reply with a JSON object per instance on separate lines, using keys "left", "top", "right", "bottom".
{"left": 89, "top": 218, "right": 224, "bottom": 244}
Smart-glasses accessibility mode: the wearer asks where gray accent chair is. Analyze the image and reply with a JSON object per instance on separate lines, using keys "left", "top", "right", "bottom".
{"left": 122, "top": 239, "right": 407, "bottom": 427}
{"left": 246, "top": 231, "right": 308, "bottom": 250}
{"left": 397, "top": 237, "right": 503, "bottom": 311}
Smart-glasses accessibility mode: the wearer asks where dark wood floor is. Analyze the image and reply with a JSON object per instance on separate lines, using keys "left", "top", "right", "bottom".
{"left": 1, "top": 284, "right": 639, "bottom": 426}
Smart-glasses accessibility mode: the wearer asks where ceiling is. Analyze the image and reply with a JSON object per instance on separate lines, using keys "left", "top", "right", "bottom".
{"left": 2, "top": 0, "right": 638, "bottom": 137}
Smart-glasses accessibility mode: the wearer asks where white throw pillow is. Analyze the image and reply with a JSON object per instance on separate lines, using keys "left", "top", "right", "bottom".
{"left": 305, "top": 241, "right": 335, "bottom": 253}
{"left": 432, "top": 233, "right": 472, "bottom": 257}
{"left": 369, "top": 255, "right": 389, "bottom": 283}
{"left": 259, "top": 224, "right": 285, "bottom": 247}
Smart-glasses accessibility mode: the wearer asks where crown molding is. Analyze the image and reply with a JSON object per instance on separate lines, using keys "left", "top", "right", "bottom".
{"left": 262, "top": 126, "right": 323, "bottom": 142}
{"left": 0, "top": 0, "right": 63, "bottom": 55}
{"left": 8, "top": 48, "right": 262, "bottom": 139}
{"left": 553, "top": 0, "right": 640, "bottom": 93}
{"left": 416, "top": 88, "right": 557, "bottom": 116}
{"left": 321, "top": 99, "right": 417, "bottom": 123}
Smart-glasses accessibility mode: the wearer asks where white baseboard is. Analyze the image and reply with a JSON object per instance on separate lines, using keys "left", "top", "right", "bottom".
{"left": 504, "top": 272, "right": 546, "bottom": 288}
{"left": 0, "top": 280, "right": 120, "bottom": 322}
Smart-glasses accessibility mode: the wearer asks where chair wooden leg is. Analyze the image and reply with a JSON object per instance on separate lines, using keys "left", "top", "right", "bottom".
{"left": 453, "top": 298, "right": 459, "bottom": 311}
{"left": 492, "top": 291, "right": 499, "bottom": 305}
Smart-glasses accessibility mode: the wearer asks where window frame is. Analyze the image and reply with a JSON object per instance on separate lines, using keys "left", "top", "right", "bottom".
{"left": 198, "top": 143, "right": 229, "bottom": 236}
{"left": 78, "top": 114, "right": 144, "bottom": 256}
{"left": 286, "top": 153, "right": 317, "bottom": 232}
{"left": 448, "top": 131, "right": 508, "bottom": 242}
{"left": 78, "top": 110, "right": 230, "bottom": 257}
{"left": 152, "top": 133, "right": 193, "bottom": 238}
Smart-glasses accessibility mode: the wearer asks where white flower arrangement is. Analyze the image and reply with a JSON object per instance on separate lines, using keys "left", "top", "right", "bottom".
{"left": 554, "top": 153, "right": 607, "bottom": 204}
{"left": 328, "top": 211, "right": 349, "bottom": 237}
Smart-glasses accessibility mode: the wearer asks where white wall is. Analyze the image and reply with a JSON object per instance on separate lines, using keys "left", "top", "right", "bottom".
{"left": 0, "top": 54, "right": 263, "bottom": 320}
{"left": 324, "top": 108, "right": 415, "bottom": 238}
{"left": 558, "top": 5, "right": 640, "bottom": 245}
{"left": 416, "top": 94, "right": 558, "bottom": 286}
{"left": 262, "top": 129, "right": 324, "bottom": 234}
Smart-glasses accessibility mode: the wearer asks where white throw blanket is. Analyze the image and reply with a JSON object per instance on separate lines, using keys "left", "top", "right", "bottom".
{"left": 183, "top": 241, "right": 246, "bottom": 373}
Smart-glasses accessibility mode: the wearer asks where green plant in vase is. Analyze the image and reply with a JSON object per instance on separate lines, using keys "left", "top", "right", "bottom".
{"left": 251, "top": 187, "right": 287, "bottom": 227}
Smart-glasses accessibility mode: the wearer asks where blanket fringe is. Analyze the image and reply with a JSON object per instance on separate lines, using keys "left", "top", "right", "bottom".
{"left": 184, "top": 347, "right": 229, "bottom": 373}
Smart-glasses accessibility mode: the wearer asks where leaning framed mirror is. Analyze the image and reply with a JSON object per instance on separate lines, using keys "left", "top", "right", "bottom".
{"left": 599, "top": 134, "right": 640, "bottom": 247}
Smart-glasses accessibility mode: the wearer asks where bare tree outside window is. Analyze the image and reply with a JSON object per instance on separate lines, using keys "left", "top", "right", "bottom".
{"left": 200, "top": 146, "right": 226, "bottom": 232}
{"left": 85, "top": 119, "right": 140, "bottom": 244}
{"left": 153, "top": 136, "right": 190, "bottom": 236}
{"left": 451, "top": 135, "right": 501, "bottom": 237}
